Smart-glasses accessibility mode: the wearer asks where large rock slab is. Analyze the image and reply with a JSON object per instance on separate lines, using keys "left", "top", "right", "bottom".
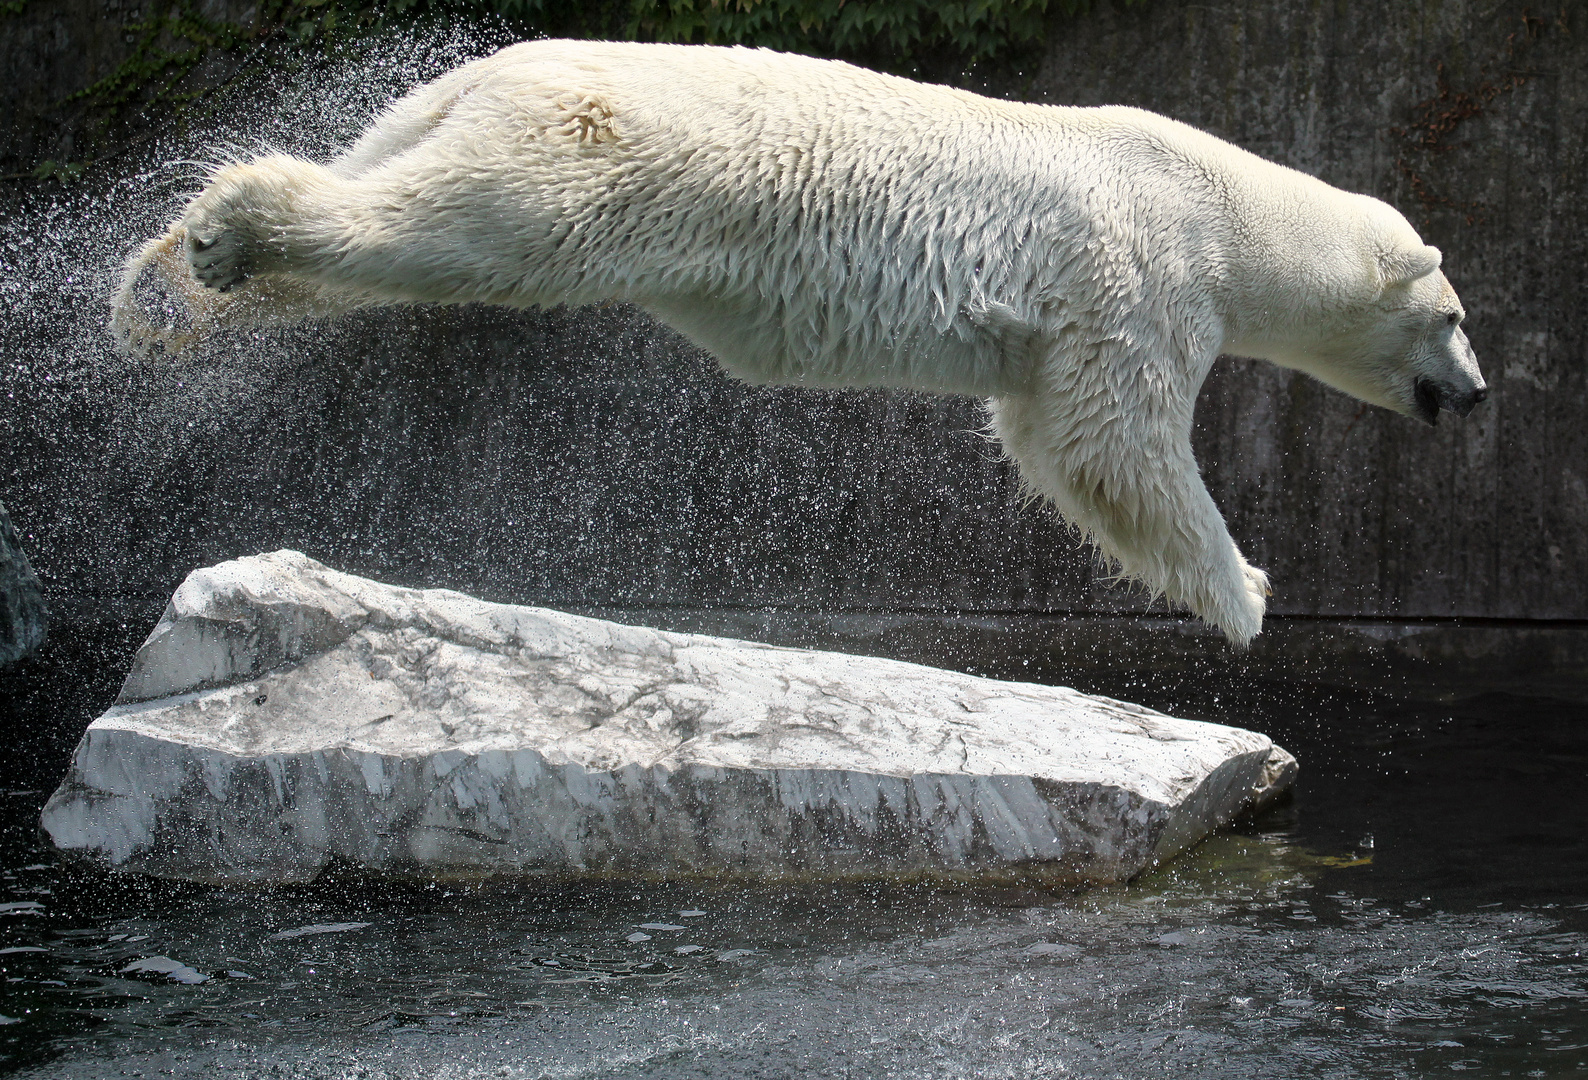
{"left": 0, "top": 502, "right": 46, "bottom": 667}
{"left": 41, "top": 551, "right": 1296, "bottom": 885}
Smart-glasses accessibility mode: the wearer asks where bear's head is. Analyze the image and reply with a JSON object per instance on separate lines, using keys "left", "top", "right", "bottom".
{"left": 1228, "top": 199, "right": 1488, "bottom": 427}
{"left": 1318, "top": 240, "right": 1487, "bottom": 426}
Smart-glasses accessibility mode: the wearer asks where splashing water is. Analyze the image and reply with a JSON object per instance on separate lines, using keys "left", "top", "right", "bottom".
{"left": 3, "top": 22, "right": 511, "bottom": 438}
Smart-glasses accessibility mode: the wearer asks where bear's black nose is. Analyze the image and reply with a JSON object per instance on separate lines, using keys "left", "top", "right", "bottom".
{"left": 1449, "top": 383, "right": 1488, "bottom": 417}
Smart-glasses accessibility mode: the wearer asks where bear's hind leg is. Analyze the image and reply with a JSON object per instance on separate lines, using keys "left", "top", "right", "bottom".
{"left": 177, "top": 155, "right": 342, "bottom": 291}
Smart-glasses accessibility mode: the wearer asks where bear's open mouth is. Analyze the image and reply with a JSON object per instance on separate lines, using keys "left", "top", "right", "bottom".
{"left": 1413, "top": 378, "right": 1440, "bottom": 426}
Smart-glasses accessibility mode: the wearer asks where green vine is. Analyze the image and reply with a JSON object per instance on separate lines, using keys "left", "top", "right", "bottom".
{"left": 1390, "top": 8, "right": 1561, "bottom": 226}
{"left": 19, "top": 0, "right": 389, "bottom": 179}
{"left": 68, "top": 2, "right": 252, "bottom": 118}
{"left": 492, "top": 0, "right": 1126, "bottom": 68}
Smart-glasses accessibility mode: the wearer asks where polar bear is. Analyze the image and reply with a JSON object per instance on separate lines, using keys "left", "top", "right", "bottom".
{"left": 110, "top": 40, "right": 1487, "bottom": 647}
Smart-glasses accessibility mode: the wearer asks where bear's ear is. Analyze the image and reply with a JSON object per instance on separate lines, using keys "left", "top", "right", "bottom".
{"left": 1379, "top": 244, "right": 1442, "bottom": 287}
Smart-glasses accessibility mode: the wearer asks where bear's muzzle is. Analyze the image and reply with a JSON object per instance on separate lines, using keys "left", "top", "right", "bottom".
{"left": 1414, "top": 376, "right": 1489, "bottom": 425}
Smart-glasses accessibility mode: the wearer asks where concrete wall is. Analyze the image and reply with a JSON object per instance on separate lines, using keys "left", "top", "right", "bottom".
{"left": 1, "top": 0, "right": 1583, "bottom": 648}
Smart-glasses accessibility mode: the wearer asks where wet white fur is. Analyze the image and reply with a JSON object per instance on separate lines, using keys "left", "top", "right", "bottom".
{"left": 111, "top": 40, "right": 1485, "bottom": 646}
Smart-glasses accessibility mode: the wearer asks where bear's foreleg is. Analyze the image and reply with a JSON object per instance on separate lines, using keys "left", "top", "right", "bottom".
{"left": 989, "top": 370, "right": 1269, "bottom": 646}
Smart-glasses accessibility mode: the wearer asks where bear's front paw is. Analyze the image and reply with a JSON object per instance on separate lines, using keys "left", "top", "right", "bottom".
{"left": 187, "top": 228, "right": 250, "bottom": 292}
{"left": 109, "top": 228, "right": 206, "bottom": 358}
{"left": 1242, "top": 561, "right": 1272, "bottom": 603}
{"left": 1221, "top": 561, "right": 1270, "bottom": 649}
{"left": 1188, "top": 555, "right": 1269, "bottom": 649}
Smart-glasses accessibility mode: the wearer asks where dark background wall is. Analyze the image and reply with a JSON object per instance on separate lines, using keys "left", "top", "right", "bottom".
{"left": 1, "top": 0, "right": 1584, "bottom": 716}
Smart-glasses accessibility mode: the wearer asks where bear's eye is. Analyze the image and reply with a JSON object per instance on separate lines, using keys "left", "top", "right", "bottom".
{"left": 1446, "top": 312, "right": 1460, "bottom": 325}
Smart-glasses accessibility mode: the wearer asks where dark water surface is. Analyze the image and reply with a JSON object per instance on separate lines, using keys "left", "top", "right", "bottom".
{"left": 0, "top": 647, "right": 1583, "bottom": 1078}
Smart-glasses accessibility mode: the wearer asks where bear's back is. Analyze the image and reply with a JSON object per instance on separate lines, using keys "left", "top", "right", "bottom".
{"left": 411, "top": 42, "right": 1376, "bottom": 394}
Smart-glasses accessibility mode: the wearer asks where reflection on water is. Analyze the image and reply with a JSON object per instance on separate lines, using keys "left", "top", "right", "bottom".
{"left": 0, "top": 689, "right": 1583, "bottom": 1078}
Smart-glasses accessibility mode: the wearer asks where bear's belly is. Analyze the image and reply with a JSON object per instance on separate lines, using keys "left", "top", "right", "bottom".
{"left": 640, "top": 293, "right": 1034, "bottom": 397}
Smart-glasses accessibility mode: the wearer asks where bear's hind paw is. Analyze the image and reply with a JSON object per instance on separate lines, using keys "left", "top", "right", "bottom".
{"left": 187, "top": 228, "right": 250, "bottom": 292}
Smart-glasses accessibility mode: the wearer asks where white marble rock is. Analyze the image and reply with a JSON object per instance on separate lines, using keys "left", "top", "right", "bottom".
{"left": 41, "top": 550, "right": 1296, "bottom": 885}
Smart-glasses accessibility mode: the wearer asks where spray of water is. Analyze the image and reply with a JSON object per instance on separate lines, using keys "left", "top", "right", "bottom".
{"left": 0, "top": 21, "right": 528, "bottom": 599}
